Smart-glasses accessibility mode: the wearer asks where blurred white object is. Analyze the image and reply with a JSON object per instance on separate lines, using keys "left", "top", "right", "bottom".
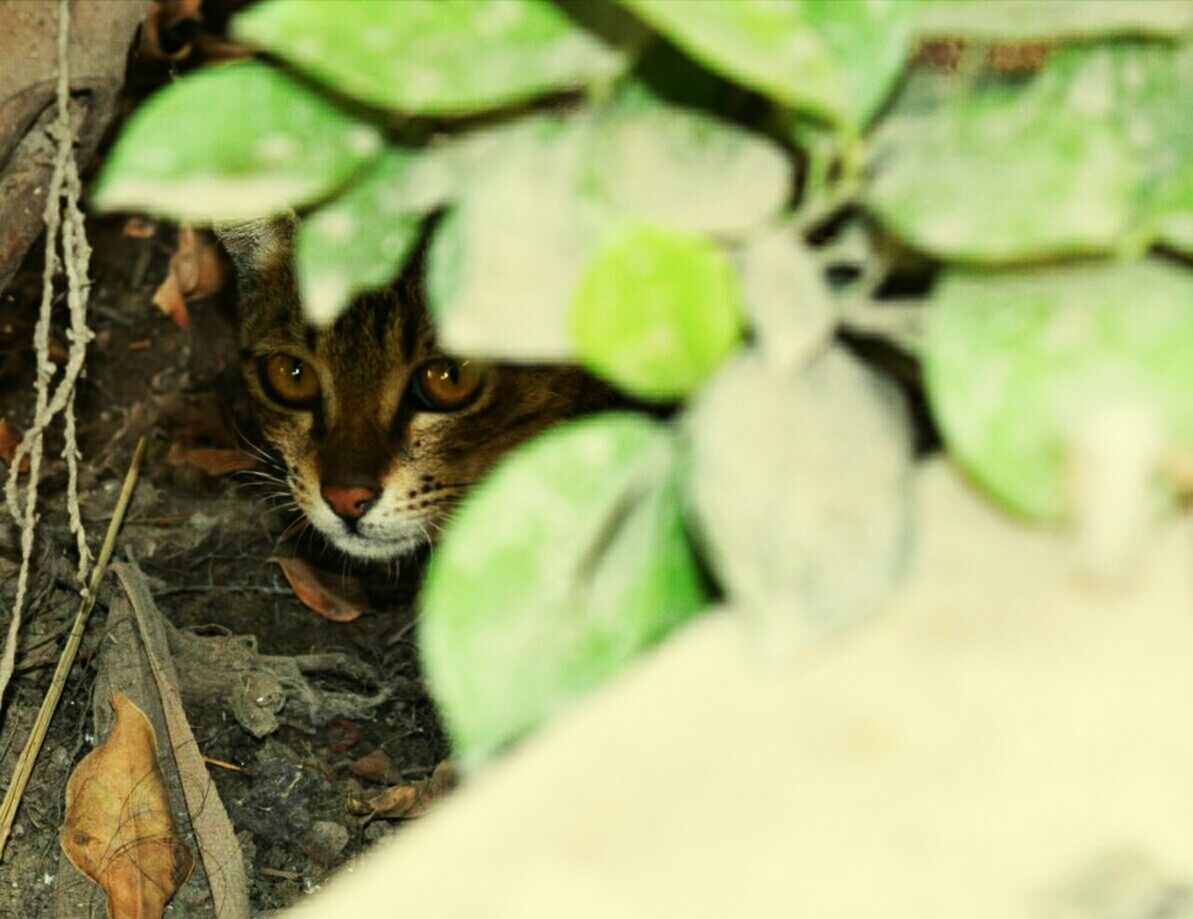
{"left": 291, "top": 459, "right": 1193, "bottom": 918}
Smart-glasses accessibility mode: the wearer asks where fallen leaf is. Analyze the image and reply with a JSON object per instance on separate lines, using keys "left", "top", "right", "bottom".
{"left": 138, "top": 0, "right": 203, "bottom": 63}
{"left": 48, "top": 336, "right": 69, "bottom": 365}
{"left": 166, "top": 440, "right": 258, "bottom": 475}
{"left": 0, "top": 419, "right": 29, "bottom": 474}
{"left": 328, "top": 718, "right": 362, "bottom": 755}
{"left": 152, "top": 269, "right": 190, "bottom": 329}
{"left": 350, "top": 749, "right": 401, "bottom": 785}
{"left": 152, "top": 224, "right": 229, "bottom": 329}
{"left": 0, "top": 419, "right": 19, "bottom": 464}
{"left": 61, "top": 692, "right": 195, "bottom": 919}
{"left": 121, "top": 217, "right": 158, "bottom": 239}
{"left": 271, "top": 556, "right": 369, "bottom": 622}
{"left": 347, "top": 761, "right": 457, "bottom": 819}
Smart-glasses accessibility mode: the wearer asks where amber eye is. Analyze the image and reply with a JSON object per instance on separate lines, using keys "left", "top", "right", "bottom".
{"left": 258, "top": 354, "right": 321, "bottom": 407}
{"left": 413, "top": 359, "right": 484, "bottom": 411}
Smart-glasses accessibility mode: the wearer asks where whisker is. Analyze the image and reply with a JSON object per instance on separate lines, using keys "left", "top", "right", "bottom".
{"left": 272, "top": 514, "right": 308, "bottom": 548}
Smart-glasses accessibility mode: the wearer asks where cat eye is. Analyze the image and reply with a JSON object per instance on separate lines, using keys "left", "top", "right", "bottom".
{"left": 413, "top": 359, "right": 484, "bottom": 411}
{"left": 259, "top": 353, "right": 321, "bottom": 407}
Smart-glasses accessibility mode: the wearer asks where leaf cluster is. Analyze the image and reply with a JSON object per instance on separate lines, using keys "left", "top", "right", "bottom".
{"left": 94, "top": 0, "right": 1193, "bottom": 765}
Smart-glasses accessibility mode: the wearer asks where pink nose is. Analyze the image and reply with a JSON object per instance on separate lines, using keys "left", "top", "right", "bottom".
{"left": 320, "top": 484, "right": 377, "bottom": 521}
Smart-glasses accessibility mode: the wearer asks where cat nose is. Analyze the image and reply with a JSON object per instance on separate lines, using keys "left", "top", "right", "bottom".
{"left": 320, "top": 484, "right": 378, "bottom": 521}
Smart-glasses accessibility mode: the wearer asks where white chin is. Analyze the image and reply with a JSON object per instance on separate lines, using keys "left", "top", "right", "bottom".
{"left": 327, "top": 530, "right": 426, "bottom": 561}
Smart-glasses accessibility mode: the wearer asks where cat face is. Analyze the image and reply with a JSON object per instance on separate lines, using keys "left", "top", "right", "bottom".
{"left": 224, "top": 220, "right": 598, "bottom": 561}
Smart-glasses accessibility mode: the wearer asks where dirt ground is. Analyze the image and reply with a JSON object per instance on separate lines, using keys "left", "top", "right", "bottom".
{"left": 0, "top": 215, "right": 449, "bottom": 916}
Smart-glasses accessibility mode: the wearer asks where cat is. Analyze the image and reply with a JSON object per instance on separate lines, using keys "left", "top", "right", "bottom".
{"left": 218, "top": 218, "right": 608, "bottom": 562}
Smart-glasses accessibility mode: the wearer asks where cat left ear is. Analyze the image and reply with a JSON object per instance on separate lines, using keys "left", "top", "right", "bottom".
{"left": 213, "top": 213, "right": 296, "bottom": 279}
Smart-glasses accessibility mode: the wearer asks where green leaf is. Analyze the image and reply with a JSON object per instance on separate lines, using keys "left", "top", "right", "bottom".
{"left": 586, "top": 93, "right": 790, "bottom": 236}
{"left": 92, "top": 60, "right": 381, "bottom": 222}
{"left": 428, "top": 116, "right": 601, "bottom": 360}
{"left": 295, "top": 150, "right": 422, "bottom": 326}
{"left": 918, "top": 0, "right": 1193, "bottom": 40}
{"left": 686, "top": 349, "right": 911, "bottom": 635}
{"left": 617, "top": 0, "right": 920, "bottom": 130}
{"left": 925, "top": 261, "right": 1193, "bottom": 521}
{"left": 571, "top": 224, "right": 745, "bottom": 401}
{"left": 865, "top": 42, "right": 1193, "bottom": 261}
{"left": 234, "top": 0, "right": 627, "bottom": 115}
{"left": 420, "top": 413, "right": 709, "bottom": 766}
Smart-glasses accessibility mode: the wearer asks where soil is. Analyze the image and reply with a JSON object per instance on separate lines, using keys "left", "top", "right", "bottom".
{"left": 0, "top": 215, "right": 449, "bottom": 917}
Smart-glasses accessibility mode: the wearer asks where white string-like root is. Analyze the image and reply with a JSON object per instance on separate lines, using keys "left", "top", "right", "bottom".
{"left": 0, "top": 0, "right": 93, "bottom": 710}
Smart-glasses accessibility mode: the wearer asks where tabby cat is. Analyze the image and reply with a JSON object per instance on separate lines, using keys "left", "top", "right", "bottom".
{"left": 219, "top": 219, "right": 606, "bottom": 561}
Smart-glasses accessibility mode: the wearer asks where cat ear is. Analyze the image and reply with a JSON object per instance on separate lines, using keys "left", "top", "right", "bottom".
{"left": 212, "top": 214, "right": 296, "bottom": 278}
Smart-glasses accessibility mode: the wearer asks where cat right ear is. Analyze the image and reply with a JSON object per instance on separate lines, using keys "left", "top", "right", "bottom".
{"left": 212, "top": 215, "right": 296, "bottom": 278}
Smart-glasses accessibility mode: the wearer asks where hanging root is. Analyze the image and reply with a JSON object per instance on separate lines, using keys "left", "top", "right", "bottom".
{"left": 0, "top": 0, "right": 94, "bottom": 709}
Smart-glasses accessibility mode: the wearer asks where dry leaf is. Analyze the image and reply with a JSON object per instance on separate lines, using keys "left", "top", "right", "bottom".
{"left": 152, "top": 269, "right": 189, "bottom": 329}
{"left": 271, "top": 556, "right": 369, "bottom": 622}
{"left": 350, "top": 749, "right": 401, "bottom": 785}
{"left": 0, "top": 418, "right": 19, "bottom": 463}
{"left": 139, "top": 0, "right": 203, "bottom": 62}
{"left": 122, "top": 217, "right": 158, "bottom": 239}
{"left": 48, "top": 336, "right": 69, "bottom": 365}
{"left": 0, "top": 419, "right": 29, "bottom": 474}
{"left": 347, "top": 761, "right": 457, "bottom": 819}
{"left": 112, "top": 562, "right": 253, "bottom": 919}
{"left": 152, "top": 224, "right": 229, "bottom": 329}
{"left": 166, "top": 440, "right": 259, "bottom": 475}
{"left": 61, "top": 692, "right": 194, "bottom": 919}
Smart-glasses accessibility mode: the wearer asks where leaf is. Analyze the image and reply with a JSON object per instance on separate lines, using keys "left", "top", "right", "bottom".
{"left": 295, "top": 149, "right": 423, "bottom": 326}
{"left": 864, "top": 41, "right": 1193, "bottom": 261}
{"left": 428, "top": 116, "right": 599, "bottom": 360}
{"left": 617, "top": 0, "right": 920, "bottom": 130}
{"left": 121, "top": 217, "right": 158, "bottom": 239}
{"left": 917, "top": 0, "right": 1193, "bottom": 40}
{"left": 571, "top": 224, "right": 745, "bottom": 400}
{"left": 234, "top": 0, "right": 627, "bottom": 115}
{"left": 349, "top": 749, "right": 401, "bottom": 785}
{"left": 347, "top": 761, "right": 457, "bottom": 819}
{"left": 586, "top": 92, "right": 790, "bottom": 236}
{"left": 166, "top": 442, "right": 259, "bottom": 476}
{"left": 138, "top": 0, "right": 203, "bottom": 62}
{"left": 925, "top": 260, "right": 1193, "bottom": 522}
{"left": 152, "top": 224, "right": 229, "bottom": 329}
{"left": 271, "top": 556, "right": 369, "bottom": 622}
{"left": 92, "top": 59, "right": 382, "bottom": 222}
{"left": 61, "top": 692, "right": 195, "bottom": 919}
{"left": 686, "top": 349, "right": 912, "bottom": 634}
{"left": 0, "top": 419, "right": 28, "bottom": 474}
{"left": 420, "top": 413, "right": 709, "bottom": 766}
{"left": 737, "top": 221, "right": 834, "bottom": 374}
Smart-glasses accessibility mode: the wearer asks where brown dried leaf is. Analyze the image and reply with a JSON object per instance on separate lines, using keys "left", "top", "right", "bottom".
{"left": 166, "top": 441, "right": 259, "bottom": 476}
{"left": 152, "top": 269, "right": 190, "bottom": 330}
{"left": 0, "top": 418, "right": 19, "bottom": 465}
{"left": 350, "top": 749, "right": 401, "bottom": 785}
{"left": 271, "top": 557, "right": 369, "bottom": 623}
{"left": 139, "top": 0, "right": 203, "bottom": 62}
{"left": 0, "top": 419, "right": 29, "bottom": 474}
{"left": 152, "top": 224, "right": 229, "bottom": 329}
{"left": 61, "top": 692, "right": 195, "bottom": 919}
{"left": 122, "top": 217, "right": 158, "bottom": 239}
{"left": 347, "top": 761, "right": 457, "bottom": 819}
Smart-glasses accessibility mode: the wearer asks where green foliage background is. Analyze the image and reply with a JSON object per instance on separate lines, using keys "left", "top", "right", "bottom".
{"left": 94, "top": 0, "right": 1193, "bottom": 766}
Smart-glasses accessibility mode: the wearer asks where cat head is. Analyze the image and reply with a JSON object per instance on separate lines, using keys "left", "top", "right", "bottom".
{"left": 221, "top": 218, "right": 600, "bottom": 561}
